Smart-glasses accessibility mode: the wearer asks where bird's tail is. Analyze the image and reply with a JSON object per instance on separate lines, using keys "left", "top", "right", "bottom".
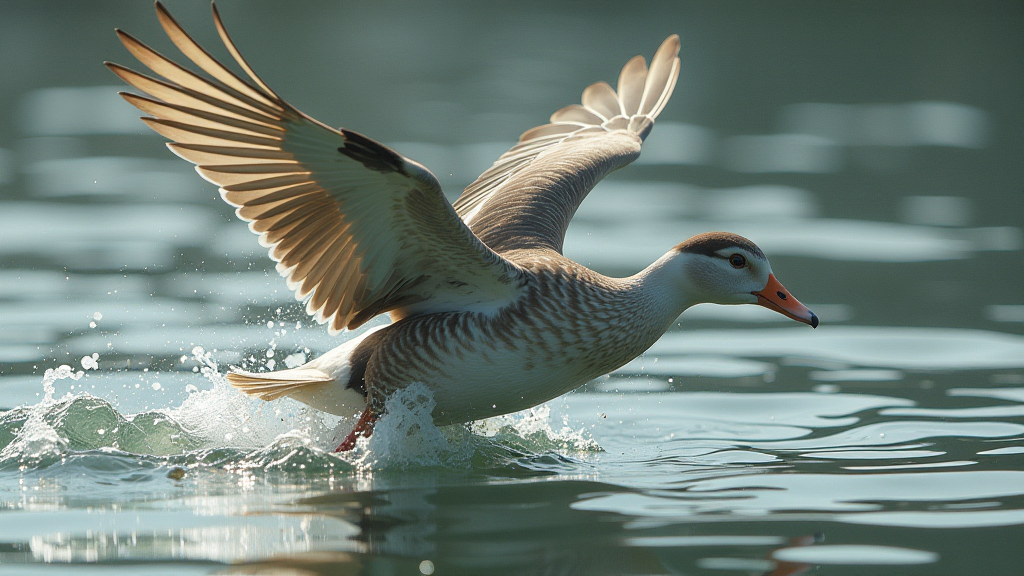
{"left": 225, "top": 326, "right": 387, "bottom": 418}
{"left": 226, "top": 368, "right": 333, "bottom": 401}
{"left": 226, "top": 364, "right": 365, "bottom": 421}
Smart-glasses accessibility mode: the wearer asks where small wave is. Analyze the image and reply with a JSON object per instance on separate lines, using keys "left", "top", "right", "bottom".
{"left": 0, "top": 352, "right": 601, "bottom": 478}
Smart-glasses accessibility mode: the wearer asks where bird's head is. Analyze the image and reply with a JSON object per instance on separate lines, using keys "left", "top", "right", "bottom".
{"left": 666, "top": 232, "right": 818, "bottom": 327}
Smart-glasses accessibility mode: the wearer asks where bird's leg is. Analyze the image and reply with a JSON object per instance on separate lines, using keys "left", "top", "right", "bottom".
{"left": 334, "top": 406, "right": 377, "bottom": 452}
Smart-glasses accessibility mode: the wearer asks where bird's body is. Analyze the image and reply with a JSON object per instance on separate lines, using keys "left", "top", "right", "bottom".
{"left": 321, "top": 251, "right": 679, "bottom": 426}
{"left": 110, "top": 3, "right": 818, "bottom": 450}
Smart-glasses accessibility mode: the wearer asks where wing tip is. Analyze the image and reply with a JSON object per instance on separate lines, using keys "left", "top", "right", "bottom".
{"left": 553, "top": 34, "right": 682, "bottom": 139}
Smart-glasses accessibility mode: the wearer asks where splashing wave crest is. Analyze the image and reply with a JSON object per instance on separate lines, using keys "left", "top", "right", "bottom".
{"left": 0, "top": 350, "right": 600, "bottom": 479}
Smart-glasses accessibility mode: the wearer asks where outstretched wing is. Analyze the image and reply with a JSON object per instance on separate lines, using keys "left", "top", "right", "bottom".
{"left": 107, "top": 2, "right": 521, "bottom": 333}
{"left": 453, "top": 35, "right": 681, "bottom": 254}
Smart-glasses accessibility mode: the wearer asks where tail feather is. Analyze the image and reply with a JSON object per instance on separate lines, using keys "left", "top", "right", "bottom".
{"left": 226, "top": 368, "right": 332, "bottom": 401}
{"left": 223, "top": 325, "right": 386, "bottom": 418}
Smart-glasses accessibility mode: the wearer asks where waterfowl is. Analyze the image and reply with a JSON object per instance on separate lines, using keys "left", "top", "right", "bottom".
{"left": 109, "top": 2, "right": 818, "bottom": 451}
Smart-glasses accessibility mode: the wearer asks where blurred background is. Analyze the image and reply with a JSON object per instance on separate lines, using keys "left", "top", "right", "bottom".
{"left": 0, "top": 1, "right": 1022, "bottom": 573}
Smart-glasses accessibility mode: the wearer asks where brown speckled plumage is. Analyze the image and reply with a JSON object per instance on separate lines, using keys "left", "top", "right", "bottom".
{"left": 361, "top": 250, "right": 670, "bottom": 424}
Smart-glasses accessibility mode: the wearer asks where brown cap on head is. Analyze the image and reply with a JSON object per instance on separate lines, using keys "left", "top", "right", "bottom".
{"left": 674, "top": 232, "right": 766, "bottom": 260}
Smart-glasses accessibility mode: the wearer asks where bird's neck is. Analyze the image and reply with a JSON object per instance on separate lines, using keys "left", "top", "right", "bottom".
{"left": 631, "top": 249, "right": 700, "bottom": 324}
{"left": 567, "top": 251, "right": 697, "bottom": 378}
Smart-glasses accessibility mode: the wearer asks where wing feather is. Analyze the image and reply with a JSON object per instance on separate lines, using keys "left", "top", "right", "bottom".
{"left": 107, "top": 62, "right": 280, "bottom": 126}
{"left": 550, "top": 104, "right": 604, "bottom": 125}
{"left": 277, "top": 219, "right": 341, "bottom": 266}
{"left": 220, "top": 184, "right": 314, "bottom": 207}
{"left": 115, "top": 29, "right": 279, "bottom": 118}
{"left": 617, "top": 55, "right": 647, "bottom": 116}
{"left": 210, "top": 2, "right": 281, "bottom": 99}
{"left": 154, "top": 2, "right": 279, "bottom": 108}
{"left": 453, "top": 35, "right": 681, "bottom": 254}
{"left": 169, "top": 143, "right": 292, "bottom": 163}
{"left": 120, "top": 92, "right": 284, "bottom": 137}
{"left": 143, "top": 118, "right": 283, "bottom": 148}
{"left": 110, "top": 2, "right": 521, "bottom": 332}
{"left": 639, "top": 35, "right": 681, "bottom": 116}
{"left": 581, "top": 81, "right": 622, "bottom": 119}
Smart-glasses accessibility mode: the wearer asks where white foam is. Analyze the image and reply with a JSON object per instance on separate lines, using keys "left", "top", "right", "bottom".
{"left": 471, "top": 403, "right": 600, "bottom": 452}
{"left": 165, "top": 347, "right": 344, "bottom": 450}
{"left": 0, "top": 365, "right": 81, "bottom": 466}
{"left": 347, "top": 384, "right": 599, "bottom": 469}
{"left": 80, "top": 353, "right": 99, "bottom": 371}
{"left": 4, "top": 352, "right": 598, "bottom": 470}
{"left": 350, "top": 383, "right": 472, "bottom": 470}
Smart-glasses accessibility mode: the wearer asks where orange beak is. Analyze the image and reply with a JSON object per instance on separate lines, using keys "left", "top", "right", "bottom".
{"left": 752, "top": 274, "right": 818, "bottom": 328}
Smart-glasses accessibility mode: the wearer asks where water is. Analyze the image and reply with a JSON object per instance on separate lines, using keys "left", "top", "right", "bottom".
{"left": 1, "top": 1, "right": 1022, "bottom": 574}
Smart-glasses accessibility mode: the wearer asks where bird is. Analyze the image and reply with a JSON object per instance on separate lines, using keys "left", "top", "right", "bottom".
{"left": 108, "top": 2, "right": 818, "bottom": 452}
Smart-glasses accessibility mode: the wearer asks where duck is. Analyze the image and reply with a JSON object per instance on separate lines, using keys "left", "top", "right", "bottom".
{"left": 108, "top": 2, "right": 818, "bottom": 452}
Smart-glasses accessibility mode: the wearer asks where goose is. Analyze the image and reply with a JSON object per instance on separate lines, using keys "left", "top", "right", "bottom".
{"left": 108, "top": 2, "right": 818, "bottom": 452}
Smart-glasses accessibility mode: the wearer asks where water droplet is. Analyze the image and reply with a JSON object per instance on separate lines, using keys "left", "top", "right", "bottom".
{"left": 284, "top": 352, "right": 307, "bottom": 368}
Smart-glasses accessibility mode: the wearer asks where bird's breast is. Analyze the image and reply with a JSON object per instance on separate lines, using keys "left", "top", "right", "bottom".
{"left": 367, "top": 269, "right": 667, "bottom": 424}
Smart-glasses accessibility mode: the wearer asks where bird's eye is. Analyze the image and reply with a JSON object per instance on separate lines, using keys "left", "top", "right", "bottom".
{"left": 729, "top": 254, "right": 746, "bottom": 268}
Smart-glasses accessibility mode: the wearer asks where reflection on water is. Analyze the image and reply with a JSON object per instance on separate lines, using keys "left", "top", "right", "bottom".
{"left": 779, "top": 101, "right": 990, "bottom": 149}
{"left": 1, "top": 0, "right": 1022, "bottom": 574}
{"left": 566, "top": 181, "right": 1020, "bottom": 266}
{"left": 19, "top": 86, "right": 144, "bottom": 137}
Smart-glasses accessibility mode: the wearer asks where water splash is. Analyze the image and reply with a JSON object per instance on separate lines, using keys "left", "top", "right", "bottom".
{"left": 471, "top": 403, "right": 602, "bottom": 453}
{"left": 335, "top": 383, "right": 601, "bottom": 472}
{"left": 0, "top": 354, "right": 600, "bottom": 478}
{"left": 169, "top": 346, "right": 343, "bottom": 450}
{"left": 349, "top": 383, "right": 472, "bottom": 470}
{"left": 0, "top": 365, "right": 81, "bottom": 469}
